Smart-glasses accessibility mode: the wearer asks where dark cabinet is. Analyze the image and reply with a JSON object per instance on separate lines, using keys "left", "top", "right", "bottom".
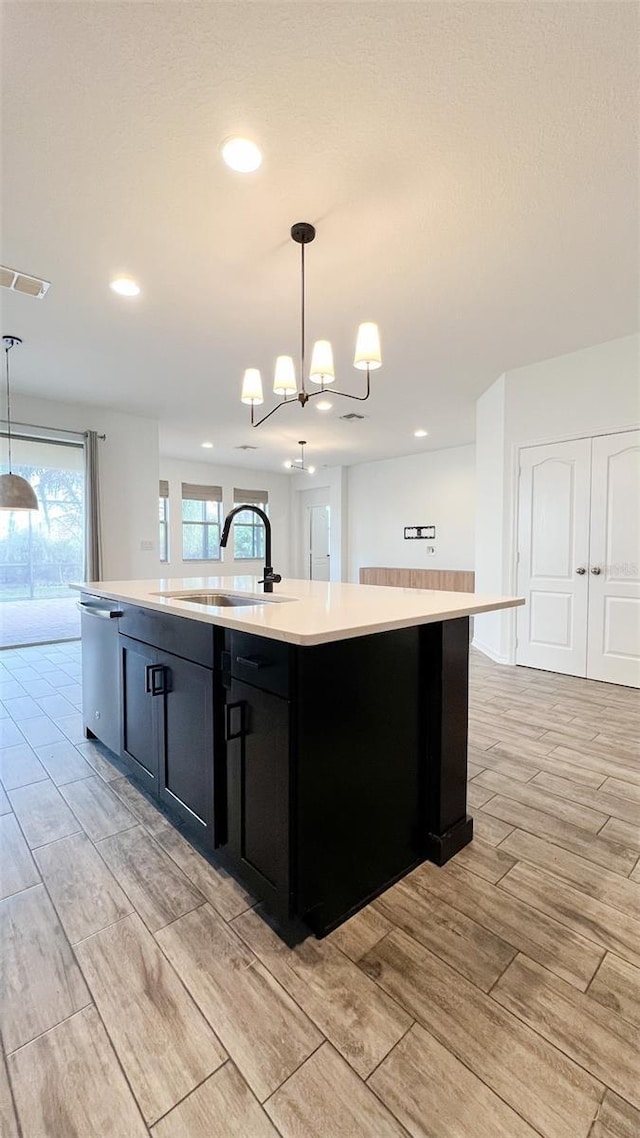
{"left": 84, "top": 604, "right": 473, "bottom": 942}
{"left": 156, "top": 647, "right": 214, "bottom": 841}
{"left": 121, "top": 635, "right": 159, "bottom": 791}
{"left": 225, "top": 677, "right": 291, "bottom": 920}
{"left": 119, "top": 634, "right": 215, "bottom": 846}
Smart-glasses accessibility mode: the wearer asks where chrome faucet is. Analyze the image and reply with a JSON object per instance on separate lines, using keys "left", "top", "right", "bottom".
{"left": 220, "top": 505, "right": 282, "bottom": 593}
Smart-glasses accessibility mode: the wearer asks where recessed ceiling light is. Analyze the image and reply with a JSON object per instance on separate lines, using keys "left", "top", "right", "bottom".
{"left": 316, "top": 400, "right": 332, "bottom": 412}
{"left": 414, "top": 429, "right": 428, "bottom": 438}
{"left": 201, "top": 441, "right": 213, "bottom": 449}
{"left": 110, "top": 276, "right": 140, "bottom": 297}
{"left": 307, "top": 466, "right": 316, "bottom": 474}
{"left": 221, "top": 137, "right": 262, "bottom": 173}
{"left": 283, "top": 460, "right": 292, "bottom": 469}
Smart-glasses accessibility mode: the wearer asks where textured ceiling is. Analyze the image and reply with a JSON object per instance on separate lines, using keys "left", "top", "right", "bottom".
{"left": 1, "top": 1, "right": 638, "bottom": 470}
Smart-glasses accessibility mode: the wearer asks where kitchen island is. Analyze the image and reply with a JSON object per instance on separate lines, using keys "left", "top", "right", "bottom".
{"left": 77, "top": 576, "right": 523, "bottom": 940}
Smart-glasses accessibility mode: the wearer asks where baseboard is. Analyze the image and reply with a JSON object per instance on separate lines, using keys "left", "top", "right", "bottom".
{"left": 426, "top": 815, "right": 474, "bottom": 866}
{"left": 471, "top": 638, "right": 514, "bottom": 666}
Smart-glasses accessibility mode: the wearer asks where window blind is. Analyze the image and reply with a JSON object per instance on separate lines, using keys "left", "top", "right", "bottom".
{"left": 181, "top": 482, "right": 222, "bottom": 502}
{"left": 159, "top": 480, "right": 169, "bottom": 498}
{"left": 233, "top": 488, "right": 269, "bottom": 505}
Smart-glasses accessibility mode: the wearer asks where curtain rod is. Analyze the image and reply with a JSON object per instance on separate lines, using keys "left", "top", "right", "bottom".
{"left": 1, "top": 431, "right": 83, "bottom": 451}
{"left": 0, "top": 420, "right": 106, "bottom": 441}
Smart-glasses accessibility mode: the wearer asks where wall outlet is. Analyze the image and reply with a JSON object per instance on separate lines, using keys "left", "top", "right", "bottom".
{"left": 426, "top": 545, "right": 436, "bottom": 555}
{"left": 140, "top": 540, "right": 154, "bottom": 552}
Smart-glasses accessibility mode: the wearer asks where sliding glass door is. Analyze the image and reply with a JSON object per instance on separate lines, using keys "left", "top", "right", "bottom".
{"left": 0, "top": 434, "right": 84, "bottom": 647}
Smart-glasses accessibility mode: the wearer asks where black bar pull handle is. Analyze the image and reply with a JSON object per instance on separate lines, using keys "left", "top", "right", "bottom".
{"left": 225, "top": 701, "right": 247, "bottom": 740}
{"left": 235, "top": 655, "right": 266, "bottom": 670}
{"left": 145, "top": 664, "right": 166, "bottom": 696}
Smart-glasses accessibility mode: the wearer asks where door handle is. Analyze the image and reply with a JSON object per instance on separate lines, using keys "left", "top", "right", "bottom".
{"left": 145, "top": 664, "right": 166, "bottom": 695}
{"left": 235, "top": 655, "right": 266, "bottom": 670}
{"left": 590, "top": 567, "right": 602, "bottom": 575}
{"left": 576, "top": 567, "right": 586, "bottom": 575}
{"left": 77, "top": 604, "right": 123, "bottom": 618}
{"left": 225, "top": 700, "right": 247, "bottom": 741}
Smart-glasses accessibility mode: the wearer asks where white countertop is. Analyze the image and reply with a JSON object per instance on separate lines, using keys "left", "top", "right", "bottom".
{"left": 75, "top": 576, "right": 524, "bottom": 647}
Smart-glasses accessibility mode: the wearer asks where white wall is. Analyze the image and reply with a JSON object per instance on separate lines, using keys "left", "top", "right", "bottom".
{"left": 347, "top": 445, "right": 476, "bottom": 583}
{"left": 474, "top": 333, "right": 640, "bottom": 662}
{"left": 160, "top": 457, "right": 292, "bottom": 578}
{"left": 473, "top": 377, "right": 509, "bottom": 660}
{"left": 504, "top": 334, "right": 640, "bottom": 446}
{"left": 9, "top": 394, "right": 160, "bottom": 581}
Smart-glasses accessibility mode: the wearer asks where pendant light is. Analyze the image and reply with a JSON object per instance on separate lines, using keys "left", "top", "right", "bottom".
{"left": 1, "top": 336, "right": 38, "bottom": 511}
{"left": 241, "top": 222, "right": 382, "bottom": 427}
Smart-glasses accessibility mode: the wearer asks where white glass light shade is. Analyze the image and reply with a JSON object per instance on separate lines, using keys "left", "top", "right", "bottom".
{"left": 0, "top": 473, "right": 38, "bottom": 511}
{"left": 273, "top": 355, "right": 297, "bottom": 397}
{"left": 241, "top": 368, "right": 264, "bottom": 405}
{"left": 353, "top": 322, "right": 382, "bottom": 370}
{"left": 309, "top": 340, "right": 335, "bottom": 385}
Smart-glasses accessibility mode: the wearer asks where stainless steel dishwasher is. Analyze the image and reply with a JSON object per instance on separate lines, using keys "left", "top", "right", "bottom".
{"left": 79, "top": 594, "right": 123, "bottom": 755}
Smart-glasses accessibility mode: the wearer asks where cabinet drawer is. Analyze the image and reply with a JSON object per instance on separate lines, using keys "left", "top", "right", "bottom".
{"left": 118, "top": 604, "right": 215, "bottom": 668}
{"left": 225, "top": 631, "right": 291, "bottom": 697}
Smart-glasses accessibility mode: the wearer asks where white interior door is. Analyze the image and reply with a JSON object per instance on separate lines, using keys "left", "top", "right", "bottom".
{"left": 308, "top": 504, "right": 330, "bottom": 581}
{"left": 587, "top": 430, "right": 640, "bottom": 687}
{"left": 516, "top": 439, "right": 591, "bottom": 675}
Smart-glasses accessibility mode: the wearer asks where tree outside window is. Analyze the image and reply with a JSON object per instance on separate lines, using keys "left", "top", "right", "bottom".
{"left": 0, "top": 461, "right": 84, "bottom": 600}
{"left": 182, "top": 497, "right": 222, "bottom": 560}
{"left": 233, "top": 501, "right": 267, "bottom": 560}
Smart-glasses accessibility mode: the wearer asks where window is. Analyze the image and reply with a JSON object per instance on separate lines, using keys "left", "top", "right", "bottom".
{"left": 159, "top": 480, "right": 169, "bottom": 563}
{"left": 181, "top": 483, "right": 223, "bottom": 560}
{"left": 233, "top": 489, "right": 269, "bottom": 560}
{"left": 0, "top": 432, "right": 84, "bottom": 646}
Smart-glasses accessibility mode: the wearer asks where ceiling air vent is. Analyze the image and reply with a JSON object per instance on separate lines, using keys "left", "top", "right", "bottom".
{"left": 235, "top": 444, "right": 259, "bottom": 450}
{"left": 0, "top": 265, "right": 51, "bottom": 299}
{"left": 339, "top": 412, "right": 366, "bottom": 422}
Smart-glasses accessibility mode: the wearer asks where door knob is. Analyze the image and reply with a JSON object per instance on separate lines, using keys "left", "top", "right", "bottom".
{"left": 576, "top": 567, "right": 586, "bottom": 575}
{"left": 591, "top": 566, "right": 602, "bottom": 575}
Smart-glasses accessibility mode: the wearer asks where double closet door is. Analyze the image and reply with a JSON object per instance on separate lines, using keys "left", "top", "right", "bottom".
{"left": 516, "top": 429, "right": 639, "bottom": 687}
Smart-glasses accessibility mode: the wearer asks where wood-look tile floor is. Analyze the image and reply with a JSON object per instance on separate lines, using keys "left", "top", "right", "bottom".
{"left": 1, "top": 641, "right": 639, "bottom": 1138}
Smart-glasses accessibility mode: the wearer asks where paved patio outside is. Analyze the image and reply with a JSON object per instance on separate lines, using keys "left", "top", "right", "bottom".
{"left": 0, "top": 595, "right": 80, "bottom": 648}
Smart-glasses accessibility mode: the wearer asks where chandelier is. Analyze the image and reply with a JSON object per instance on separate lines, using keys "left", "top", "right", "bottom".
{"left": 241, "top": 222, "right": 382, "bottom": 427}
{"left": 284, "top": 440, "right": 315, "bottom": 475}
{"left": 1, "top": 336, "right": 38, "bottom": 511}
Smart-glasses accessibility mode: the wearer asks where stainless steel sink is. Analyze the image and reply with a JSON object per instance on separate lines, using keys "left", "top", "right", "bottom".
{"left": 168, "top": 592, "right": 266, "bottom": 607}
{"left": 153, "top": 588, "right": 296, "bottom": 607}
